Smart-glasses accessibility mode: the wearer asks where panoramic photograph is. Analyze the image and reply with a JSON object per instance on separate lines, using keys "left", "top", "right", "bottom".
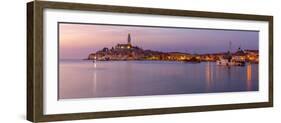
{"left": 58, "top": 23, "right": 259, "bottom": 99}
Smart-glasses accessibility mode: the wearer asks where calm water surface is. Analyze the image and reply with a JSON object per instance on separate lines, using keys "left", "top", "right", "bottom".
{"left": 59, "top": 60, "right": 258, "bottom": 99}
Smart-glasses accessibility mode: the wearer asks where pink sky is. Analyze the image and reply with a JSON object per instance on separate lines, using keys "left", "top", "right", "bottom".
{"left": 59, "top": 23, "right": 258, "bottom": 59}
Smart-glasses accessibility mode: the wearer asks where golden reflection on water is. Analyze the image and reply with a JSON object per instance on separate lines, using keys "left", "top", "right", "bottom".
{"left": 246, "top": 63, "right": 252, "bottom": 90}
{"left": 92, "top": 62, "right": 97, "bottom": 95}
{"left": 60, "top": 61, "right": 258, "bottom": 99}
{"left": 206, "top": 63, "right": 253, "bottom": 91}
{"left": 205, "top": 62, "right": 212, "bottom": 90}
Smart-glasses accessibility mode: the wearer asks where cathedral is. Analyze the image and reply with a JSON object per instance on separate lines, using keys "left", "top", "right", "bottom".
{"left": 115, "top": 33, "right": 133, "bottom": 49}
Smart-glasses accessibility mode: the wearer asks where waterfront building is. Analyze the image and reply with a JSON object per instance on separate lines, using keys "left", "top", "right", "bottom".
{"left": 88, "top": 53, "right": 96, "bottom": 60}
{"left": 245, "top": 50, "right": 259, "bottom": 63}
{"left": 232, "top": 47, "right": 247, "bottom": 62}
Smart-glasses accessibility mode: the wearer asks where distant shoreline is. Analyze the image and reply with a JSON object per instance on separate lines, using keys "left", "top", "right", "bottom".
{"left": 59, "top": 59, "right": 259, "bottom": 65}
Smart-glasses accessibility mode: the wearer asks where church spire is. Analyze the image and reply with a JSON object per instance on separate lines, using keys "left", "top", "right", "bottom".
{"left": 128, "top": 33, "right": 131, "bottom": 45}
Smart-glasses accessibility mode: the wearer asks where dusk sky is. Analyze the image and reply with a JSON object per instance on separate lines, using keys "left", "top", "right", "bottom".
{"left": 59, "top": 23, "right": 259, "bottom": 59}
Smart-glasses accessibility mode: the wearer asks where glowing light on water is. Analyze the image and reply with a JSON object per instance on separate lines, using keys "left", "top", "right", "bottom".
{"left": 246, "top": 64, "right": 252, "bottom": 90}
{"left": 92, "top": 62, "right": 97, "bottom": 96}
{"left": 205, "top": 62, "right": 213, "bottom": 91}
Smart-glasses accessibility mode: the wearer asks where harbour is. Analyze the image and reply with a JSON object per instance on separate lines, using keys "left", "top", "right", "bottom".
{"left": 59, "top": 60, "right": 258, "bottom": 99}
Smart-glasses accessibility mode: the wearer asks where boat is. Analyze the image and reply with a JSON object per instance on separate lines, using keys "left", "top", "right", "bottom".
{"left": 216, "top": 42, "right": 245, "bottom": 67}
{"left": 216, "top": 58, "right": 245, "bottom": 66}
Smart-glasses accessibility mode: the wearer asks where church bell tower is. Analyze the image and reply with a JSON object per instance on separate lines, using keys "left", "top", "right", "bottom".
{"left": 128, "top": 33, "right": 131, "bottom": 45}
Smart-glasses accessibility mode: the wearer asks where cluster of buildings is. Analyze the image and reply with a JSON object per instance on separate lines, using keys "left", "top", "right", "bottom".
{"left": 88, "top": 33, "right": 145, "bottom": 61}
{"left": 88, "top": 33, "right": 259, "bottom": 64}
{"left": 199, "top": 48, "right": 259, "bottom": 63}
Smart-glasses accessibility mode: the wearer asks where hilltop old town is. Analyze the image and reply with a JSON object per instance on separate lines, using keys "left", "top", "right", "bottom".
{"left": 87, "top": 33, "right": 259, "bottom": 64}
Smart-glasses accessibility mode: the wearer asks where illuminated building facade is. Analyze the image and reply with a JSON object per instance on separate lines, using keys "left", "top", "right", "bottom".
{"left": 115, "top": 33, "right": 132, "bottom": 50}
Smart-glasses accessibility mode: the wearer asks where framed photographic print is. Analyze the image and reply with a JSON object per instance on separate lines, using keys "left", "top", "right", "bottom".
{"left": 27, "top": 1, "right": 273, "bottom": 122}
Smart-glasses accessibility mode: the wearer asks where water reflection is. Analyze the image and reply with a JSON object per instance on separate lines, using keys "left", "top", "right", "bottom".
{"left": 246, "top": 64, "right": 252, "bottom": 90}
{"left": 205, "top": 62, "right": 212, "bottom": 91}
{"left": 59, "top": 60, "right": 259, "bottom": 99}
{"left": 92, "top": 62, "right": 97, "bottom": 96}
